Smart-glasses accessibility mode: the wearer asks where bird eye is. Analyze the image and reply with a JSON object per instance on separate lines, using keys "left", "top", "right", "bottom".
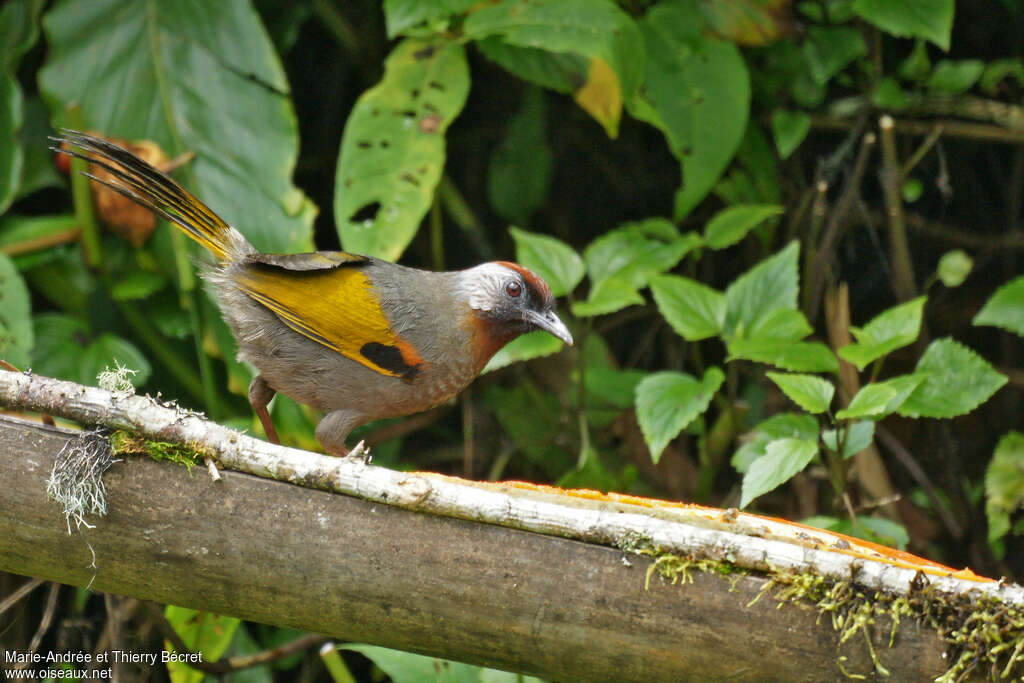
{"left": 505, "top": 281, "right": 522, "bottom": 298}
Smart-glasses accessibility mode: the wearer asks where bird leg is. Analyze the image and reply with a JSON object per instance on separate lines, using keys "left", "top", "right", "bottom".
{"left": 248, "top": 375, "right": 280, "bottom": 444}
{"left": 315, "top": 410, "right": 364, "bottom": 458}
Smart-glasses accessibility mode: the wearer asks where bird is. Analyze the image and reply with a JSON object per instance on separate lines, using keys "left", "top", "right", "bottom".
{"left": 55, "top": 130, "right": 573, "bottom": 456}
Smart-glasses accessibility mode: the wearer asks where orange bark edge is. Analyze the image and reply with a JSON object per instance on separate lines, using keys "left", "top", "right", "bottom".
{"left": 499, "top": 480, "right": 991, "bottom": 584}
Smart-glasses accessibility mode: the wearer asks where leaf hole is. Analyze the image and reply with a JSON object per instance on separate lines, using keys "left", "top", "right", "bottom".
{"left": 414, "top": 46, "right": 437, "bottom": 60}
{"left": 380, "top": 140, "right": 390, "bottom": 148}
{"left": 357, "top": 140, "right": 372, "bottom": 149}
{"left": 428, "top": 81, "right": 445, "bottom": 91}
{"left": 400, "top": 173, "right": 421, "bottom": 187}
{"left": 349, "top": 201, "right": 382, "bottom": 223}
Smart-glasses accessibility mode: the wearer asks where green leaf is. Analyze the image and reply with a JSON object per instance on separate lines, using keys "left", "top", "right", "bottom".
{"left": 334, "top": 39, "right": 469, "bottom": 261}
{"left": 80, "top": 333, "right": 151, "bottom": 387}
{"left": 728, "top": 338, "right": 838, "bottom": 372}
{"left": 509, "top": 226, "right": 584, "bottom": 298}
{"left": 898, "top": 338, "right": 1007, "bottom": 418}
{"left": 699, "top": 0, "right": 796, "bottom": 46}
{"left": 767, "top": 372, "right": 834, "bottom": 414}
{"left": 927, "top": 60, "right": 985, "bottom": 94}
{"left": 383, "top": 0, "right": 478, "bottom": 38}
{"left": 822, "top": 420, "right": 875, "bottom": 459}
{"left": 770, "top": 109, "right": 810, "bottom": 160}
{"left": 650, "top": 274, "right": 726, "bottom": 341}
{"left": 584, "top": 367, "right": 647, "bottom": 410}
{"left": 937, "top": 249, "right": 972, "bottom": 288}
{"left": 30, "top": 313, "right": 87, "bottom": 381}
{"left": 109, "top": 270, "right": 167, "bottom": 301}
{"left": 902, "top": 176, "right": 923, "bottom": 202}
{"left": 40, "top": 0, "right": 315, "bottom": 254}
{"left": 165, "top": 607, "right": 240, "bottom": 683}
{"left": 898, "top": 40, "right": 931, "bottom": 82}
{"left": 0, "top": 70, "right": 22, "bottom": 215}
{"left": 873, "top": 77, "right": 911, "bottom": 111}
{"left": 732, "top": 413, "right": 818, "bottom": 473}
{"left": 836, "top": 372, "right": 928, "bottom": 420}
{"left": 636, "top": 367, "right": 725, "bottom": 463}
{"left": 476, "top": 38, "right": 588, "bottom": 95}
{"left": 838, "top": 296, "right": 927, "bottom": 370}
{"left": 703, "top": 205, "right": 783, "bottom": 250}
{"left": 482, "top": 330, "right": 566, "bottom": 374}
{"left": 16, "top": 96, "right": 63, "bottom": 199}
{"left": 980, "top": 58, "right": 1024, "bottom": 95}
{"left": 488, "top": 87, "right": 552, "bottom": 224}
{"left": 852, "top": 0, "right": 953, "bottom": 50}
{"left": 341, "top": 644, "right": 534, "bottom": 683}
{"left": 571, "top": 276, "right": 645, "bottom": 317}
{"left": 974, "top": 275, "right": 1024, "bottom": 337}
{"left": 747, "top": 308, "right": 813, "bottom": 341}
{"left": 804, "top": 515, "right": 909, "bottom": 549}
{"left": 986, "top": 431, "right": 1024, "bottom": 544}
{"left": 628, "top": 2, "right": 749, "bottom": 218}
{"left": 724, "top": 241, "right": 800, "bottom": 339}
{"left": 463, "top": 0, "right": 644, "bottom": 138}
{"left": 0, "top": 253, "right": 32, "bottom": 368}
{"left": 803, "top": 26, "right": 867, "bottom": 85}
{"left": 740, "top": 437, "right": 818, "bottom": 507}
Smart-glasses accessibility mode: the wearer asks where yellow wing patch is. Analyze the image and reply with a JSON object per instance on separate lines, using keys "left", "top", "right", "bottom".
{"left": 236, "top": 263, "right": 423, "bottom": 379}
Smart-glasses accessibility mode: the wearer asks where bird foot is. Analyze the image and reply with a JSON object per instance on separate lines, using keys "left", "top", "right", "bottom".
{"left": 345, "top": 440, "right": 372, "bottom": 464}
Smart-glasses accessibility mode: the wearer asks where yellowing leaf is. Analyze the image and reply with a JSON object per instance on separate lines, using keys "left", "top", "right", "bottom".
{"left": 574, "top": 57, "right": 622, "bottom": 138}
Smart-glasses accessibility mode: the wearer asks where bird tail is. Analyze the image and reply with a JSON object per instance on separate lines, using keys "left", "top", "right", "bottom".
{"left": 53, "top": 129, "right": 243, "bottom": 261}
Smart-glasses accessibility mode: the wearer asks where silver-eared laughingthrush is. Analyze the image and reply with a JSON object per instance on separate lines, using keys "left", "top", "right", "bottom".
{"left": 56, "top": 131, "right": 573, "bottom": 456}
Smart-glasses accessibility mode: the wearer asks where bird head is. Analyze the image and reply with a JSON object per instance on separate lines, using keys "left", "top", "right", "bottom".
{"left": 459, "top": 261, "right": 573, "bottom": 368}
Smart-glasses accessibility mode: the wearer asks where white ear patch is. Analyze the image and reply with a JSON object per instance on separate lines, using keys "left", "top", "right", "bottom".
{"left": 461, "top": 263, "right": 518, "bottom": 311}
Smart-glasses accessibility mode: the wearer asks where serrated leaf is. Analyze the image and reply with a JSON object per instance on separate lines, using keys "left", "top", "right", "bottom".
{"left": 927, "top": 60, "right": 984, "bottom": 94}
{"left": 650, "top": 274, "right": 726, "bottom": 341}
{"left": 852, "top": 0, "right": 953, "bottom": 51}
{"left": 836, "top": 372, "right": 928, "bottom": 420}
{"left": 464, "top": 0, "right": 643, "bottom": 138}
{"left": 728, "top": 338, "right": 838, "bottom": 372}
{"left": 0, "top": 253, "right": 32, "bottom": 368}
{"left": 636, "top": 367, "right": 724, "bottom": 463}
{"left": 628, "top": 2, "right": 749, "bottom": 218}
{"left": 937, "top": 249, "right": 972, "bottom": 288}
{"left": 335, "top": 39, "right": 469, "bottom": 261}
{"left": 822, "top": 420, "right": 875, "bottom": 459}
{"left": 748, "top": 308, "right": 813, "bottom": 341}
{"left": 732, "top": 412, "right": 818, "bottom": 473}
{"left": 571, "top": 276, "right": 645, "bottom": 317}
{"left": 482, "top": 330, "right": 566, "bottom": 374}
{"left": 838, "top": 296, "right": 927, "bottom": 370}
{"left": 770, "top": 109, "right": 810, "bottom": 160}
{"left": 509, "top": 226, "right": 584, "bottom": 298}
{"left": 488, "top": 87, "right": 552, "bottom": 224}
{"left": 898, "top": 338, "right": 1006, "bottom": 418}
{"left": 703, "top": 204, "right": 783, "bottom": 250}
{"left": 740, "top": 437, "right": 818, "bottom": 507}
{"left": 724, "top": 241, "right": 799, "bottom": 339}
{"left": 767, "top": 372, "right": 835, "bottom": 413}
{"left": 40, "top": 0, "right": 315, "bottom": 254}
{"left": 986, "top": 431, "right": 1024, "bottom": 544}
{"left": 974, "top": 275, "right": 1024, "bottom": 337}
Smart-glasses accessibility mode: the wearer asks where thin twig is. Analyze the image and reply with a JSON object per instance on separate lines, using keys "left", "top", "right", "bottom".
{"left": 902, "top": 125, "right": 944, "bottom": 176}
{"left": 0, "top": 578, "right": 45, "bottom": 617}
{"left": 812, "top": 115, "right": 1024, "bottom": 145}
{"left": 15, "top": 583, "right": 61, "bottom": 670}
{"left": 878, "top": 115, "right": 917, "bottom": 302}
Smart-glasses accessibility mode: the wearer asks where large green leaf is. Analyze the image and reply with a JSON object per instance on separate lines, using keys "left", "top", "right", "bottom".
{"left": 898, "top": 338, "right": 1007, "bottom": 418}
{"left": 0, "top": 253, "right": 32, "bottom": 368}
{"left": 509, "top": 226, "right": 584, "bottom": 298}
{"left": 724, "top": 241, "right": 800, "bottom": 339}
{"left": 335, "top": 39, "right": 469, "bottom": 261}
{"left": 482, "top": 330, "right": 566, "bottom": 374}
{"left": 852, "top": 0, "right": 954, "bottom": 51}
{"left": 650, "top": 274, "right": 726, "bottom": 341}
{"left": 383, "top": 0, "right": 479, "bottom": 38}
{"left": 0, "top": 0, "right": 43, "bottom": 214}
{"left": 732, "top": 413, "right": 818, "bottom": 473}
{"left": 629, "top": 2, "right": 749, "bottom": 218}
{"left": 766, "top": 372, "right": 834, "bottom": 414}
{"left": 30, "top": 312, "right": 150, "bottom": 387}
{"left": 741, "top": 437, "right": 818, "bottom": 508}
{"left": 838, "top": 296, "right": 927, "bottom": 370}
{"left": 974, "top": 275, "right": 1024, "bottom": 337}
{"left": 464, "top": 0, "right": 643, "bottom": 138}
{"left": 986, "top": 431, "right": 1024, "bottom": 545}
{"left": 727, "top": 338, "right": 838, "bottom": 373}
{"left": 835, "top": 372, "right": 928, "bottom": 420}
{"left": 164, "top": 606, "right": 240, "bottom": 683}
{"left": 39, "top": 0, "right": 315, "bottom": 254}
{"left": 476, "top": 38, "right": 589, "bottom": 95}
{"left": 636, "top": 367, "right": 724, "bottom": 463}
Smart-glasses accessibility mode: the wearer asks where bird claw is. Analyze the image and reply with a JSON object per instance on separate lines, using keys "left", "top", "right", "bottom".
{"left": 346, "top": 440, "right": 372, "bottom": 464}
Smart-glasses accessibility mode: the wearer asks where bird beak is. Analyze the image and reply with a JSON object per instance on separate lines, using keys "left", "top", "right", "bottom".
{"left": 525, "top": 309, "right": 574, "bottom": 345}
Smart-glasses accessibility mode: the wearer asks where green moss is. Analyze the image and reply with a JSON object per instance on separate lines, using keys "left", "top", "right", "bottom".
{"left": 109, "top": 430, "right": 208, "bottom": 473}
{"left": 635, "top": 546, "right": 1024, "bottom": 681}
